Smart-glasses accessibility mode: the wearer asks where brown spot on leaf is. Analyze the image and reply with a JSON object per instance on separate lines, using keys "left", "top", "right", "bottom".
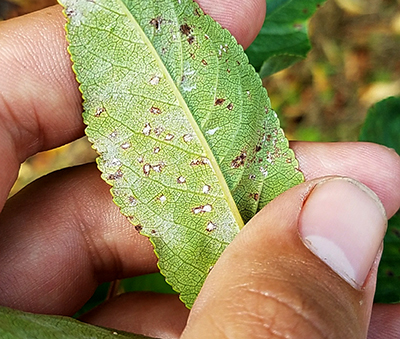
{"left": 190, "top": 158, "right": 210, "bottom": 166}
{"left": 227, "top": 103, "right": 233, "bottom": 110}
{"left": 95, "top": 107, "right": 105, "bottom": 117}
{"left": 231, "top": 151, "right": 247, "bottom": 168}
{"left": 250, "top": 193, "right": 259, "bottom": 201}
{"left": 150, "top": 106, "right": 161, "bottom": 115}
{"left": 65, "top": 8, "right": 76, "bottom": 18}
{"left": 201, "top": 59, "right": 208, "bottom": 66}
{"left": 108, "top": 169, "right": 123, "bottom": 180}
{"left": 143, "top": 163, "right": 151, "bottom": 176}
{"left": 135, "top": 225, "right": 143, "bottom": 232}
{"left": 187, "top": 36, "right": 195, "bottom": 44}
{"left": 255, "top": 145, "right": 262, "bottom": 153}
{"left": 180, "top": 23, "right": 192, "bottom": 36}
{"left": 149, "top": 17, "right": 162, "bottom": 30}
{"left": 214, "top": 98, "right": 226, "bottom": 106}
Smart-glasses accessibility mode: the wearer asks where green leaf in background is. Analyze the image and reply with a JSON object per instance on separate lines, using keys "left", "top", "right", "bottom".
{"left": 246, "top": 0, "right": 327, "bottom": 78}
{"left": 0, "top": 306, "right": 156, "bottom": 339}
{"left": 359, "top": 96, "right": 400, "bottom": 303}
{"left": 359, "top": 96, "right": 400, "bottom": 154}
{"left": 59, "top": 0, "right": 303, "bottom": 308}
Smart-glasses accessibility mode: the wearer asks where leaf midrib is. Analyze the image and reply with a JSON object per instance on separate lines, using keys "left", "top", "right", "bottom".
{"left": 117, "top": 0, "right": 244, "bottom": 229}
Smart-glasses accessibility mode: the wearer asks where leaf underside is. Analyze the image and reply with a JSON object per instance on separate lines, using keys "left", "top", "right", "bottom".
{"left": 60, "top": 0, "right": 303, "bottom": 308}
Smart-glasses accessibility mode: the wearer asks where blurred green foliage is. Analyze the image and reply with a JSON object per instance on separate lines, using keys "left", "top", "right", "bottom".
{"left": 359, "top": 96, "right": 400, "bottom": 303}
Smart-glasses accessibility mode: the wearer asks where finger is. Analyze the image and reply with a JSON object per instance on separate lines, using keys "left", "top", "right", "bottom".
{"left": 1, "top": 142, "right": 399, "bottom": 317}
{"left": 195, "top": 0, "right": 266, "bottom": 48}
{"left": 292, "top": 141, "right": 400, "bottom": 218}
{"left": 80, "top": 292, "right": 189, "bottom": 339}
{"left": 0, "top": 164, "right": 158, "bottom": 316}
{"left": 182, "top": 177, "right": 387, "bottom": 338}
{"left": 368, "top": 304, "right": 400, "bottom": 339}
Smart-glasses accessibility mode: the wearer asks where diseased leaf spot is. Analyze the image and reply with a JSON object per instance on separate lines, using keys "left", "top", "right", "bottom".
{"left": 255, "top": 145, "right": 262, "bottom": 153}
{"left": 177, "top": 176, "right": 186, "bottom": 184}
{"left": 249, "top": 174, "right": 256, "bottom": 180}
{"left": 214, "top": 98, "right": 225, "bottom": 106}
{"left": 180, "top": 23, "right": 192, "bottom": 36}
{"left": 95, "top": 107, "right": 105, "bottom": 117}
{"left": 143, "top": 163, "right": 151, "bottom": 176}
{"left": 152, "top": 162, "right": 165, "bottom": 173}
{"left": 227, "top": 103, "right": 233, "bottom": 110}
{"left": 149, "top": 75, "right": 160, "bottom": 85}
{"left": 149, "top": 16, "right": 162, "bottom": 31}
{"left": 137, "top": 156, "right": 144, "bottom": 164}
{"left": 142, "top": 123, "right": 151, "bottom": 136}
{"left": 231, "top": 151, "right": 247, "bottom": 168}
{"left": 201, "top": 59, "right": 208, "bottom": 66}
{"left": 249, "top": 193, "right": 259, "bottom": 201}
{"left": 187, "top": 36, "right": 195, "bottom": 44}
{"left": 65, "top": 8, "right": 74, "bottom": 18}
{"left": 121, "top": 141, "right": 131, "bottom": 150}
{"left": 134, "top": 225, "right": 143, "bottom": 232}
{"left": 182, "top": 134, "right": 193, "bottom": 143}
{"left": 153, "top": 146, "right": 161, "bottom": 154}
{"left": 202, "top": 184, "right": 211, "bottom": 194}
{"left": 190, "top": 158, "right": 210, "bottom": 166}
{"left": 108, "top": 169, "right": 123, "bottom": 180}
{"left": 110, "top": 130, "right": 118, "bottom": 138}
{"left": 206, "top": 221, "right": 217, "bottom": 232}
{"left": 150, "top": 106, "right": 162, "bottom": 115}
{"left": 158, "top": 195, "right": 167, "bottom": 203}
{"left": 165, "top": 133, "right": 174, "bottom": 141}
{"left": 192, "top": 204, "right": 213, "bottom": 214}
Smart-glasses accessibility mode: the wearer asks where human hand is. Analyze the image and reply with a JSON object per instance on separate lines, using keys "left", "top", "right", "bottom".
{"left": 0, "top": 1, "right": 400, "bottom": 338}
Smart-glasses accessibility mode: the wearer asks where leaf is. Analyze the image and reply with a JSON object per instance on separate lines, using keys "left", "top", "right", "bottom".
{"left": 245, "top": 0, "right": 327, "bottom": 78}
{"left": 359, "top": 96, "right": 400, "bottom": 154}
{"left": 359, "top": 96, "right": 400, "bottom": 303}
{"left": 59, "top": 0, "right": 303, "bottom": 308}
{"left": 0, "top": 306, "right": 156, "bottom": 339}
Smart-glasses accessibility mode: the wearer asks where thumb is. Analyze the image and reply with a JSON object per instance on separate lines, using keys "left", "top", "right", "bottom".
{"left": 182, "top": 177, "right": 387, "bottom": 339}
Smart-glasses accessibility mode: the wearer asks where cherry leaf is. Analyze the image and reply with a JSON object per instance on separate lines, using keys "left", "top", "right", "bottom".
{"left": 59, "top": 0, "right": 303, "bottom": 308}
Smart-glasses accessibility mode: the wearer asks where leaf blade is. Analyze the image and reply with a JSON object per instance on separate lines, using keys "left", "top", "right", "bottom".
{"left": 0, "top": 306, "right": 156, "bottom": 339}
{"left": 60, "top": 0, "right": 303, "bottom": 308}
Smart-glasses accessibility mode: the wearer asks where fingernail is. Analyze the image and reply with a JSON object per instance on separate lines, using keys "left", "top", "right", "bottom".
{"left": 299, "top": 177, "right": 387, "bottom": 289}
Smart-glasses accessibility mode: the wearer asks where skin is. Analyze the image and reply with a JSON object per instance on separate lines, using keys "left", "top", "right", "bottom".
{"left": 0, "top": 1, "right": 400, "bottom": 338}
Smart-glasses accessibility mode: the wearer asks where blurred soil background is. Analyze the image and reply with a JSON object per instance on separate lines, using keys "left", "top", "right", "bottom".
{"left": 2, "top": 0, "right": 400, "bottom": 195}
